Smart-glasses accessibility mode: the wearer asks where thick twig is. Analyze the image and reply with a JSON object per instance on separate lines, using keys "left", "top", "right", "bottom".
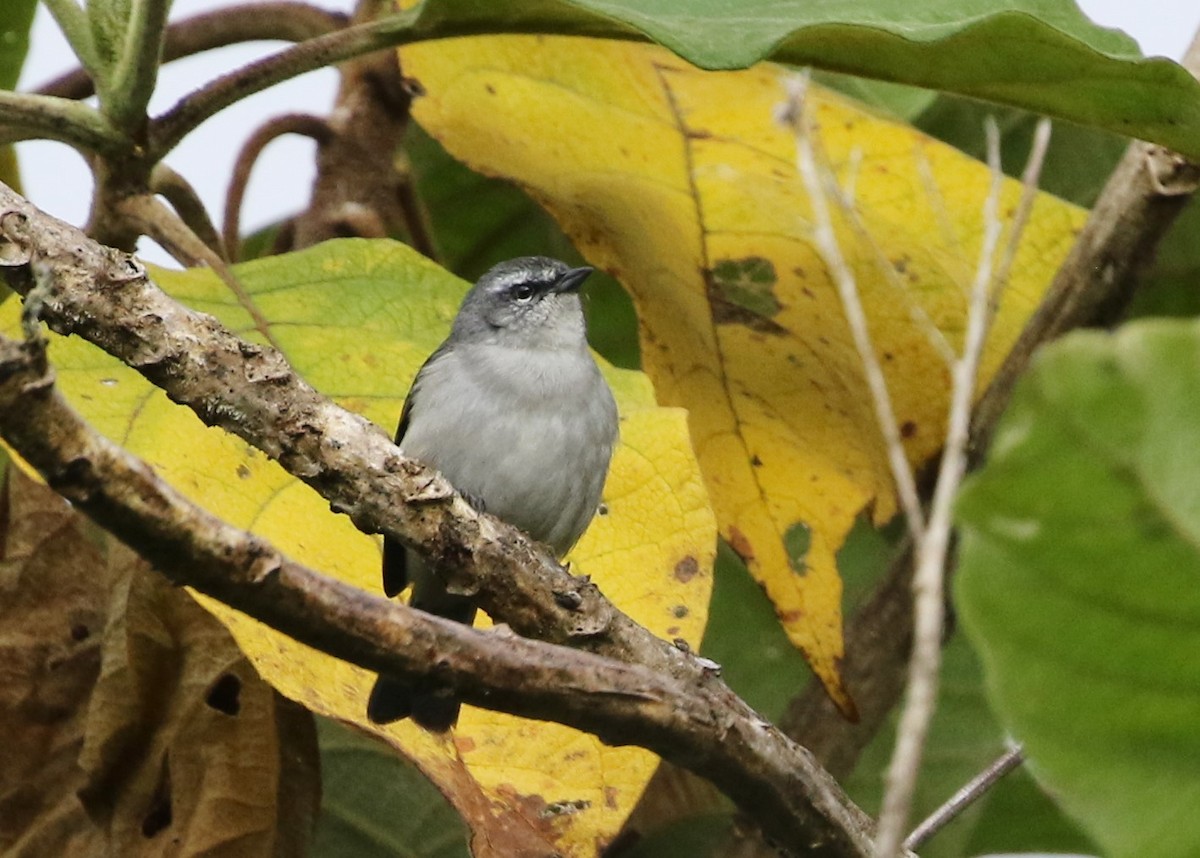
{"left": 37, "top": 2, "right": 347, "bottom": 101}
{"left": 286, "top": 17, "right": 424, "bottom": 255}
{"left": 0, "top": 181, "right": 876, "bottom": 856}
{"left": 0, "top": 325, "right": 874, "bottom": 856}
{"left": 970, "top": 29, "right": 1200, "bottom": 454}
{"left": 904, "top": 744, "right": 1025, "bottom": 851}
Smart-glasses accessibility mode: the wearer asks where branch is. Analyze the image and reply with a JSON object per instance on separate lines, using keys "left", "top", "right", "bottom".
{"left": 970, "top": 29, "right": 1200, "bottom": 453}
{"left": 0, "top": 181, "right": 875, "bottom": 856}
{"left": 37, "top": 2, "right": 347, "bottom": 102}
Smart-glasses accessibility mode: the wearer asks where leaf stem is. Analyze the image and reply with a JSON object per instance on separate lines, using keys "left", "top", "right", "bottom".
{"left": 148, "top": 7, "right": 638, "bottom": 159}
{"left": 40, "top": 0, "right": 105, "bottom": 87}
{"left": 0, "top": 90, "right": 125, "bottom": 155}
{"left": 104, "top": 0, "right": 172, "bottom": 133}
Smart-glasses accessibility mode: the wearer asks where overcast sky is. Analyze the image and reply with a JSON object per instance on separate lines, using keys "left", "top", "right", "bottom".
{"left": 15, "top": 0, "right": 1200, "bottom": 266}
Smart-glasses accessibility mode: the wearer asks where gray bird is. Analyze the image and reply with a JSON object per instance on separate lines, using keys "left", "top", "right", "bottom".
{"left": 367, "top": 256, "right": 619, "bottom": 731}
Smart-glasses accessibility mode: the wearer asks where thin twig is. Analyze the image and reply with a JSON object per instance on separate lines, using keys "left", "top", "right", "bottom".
{"left": 148, "top": 8, "right": 640, "bottom": 159}
{"left": 223, "top": 114, "right": 331, "bottom": 261}
{"left": 118, "top": 193, "right": 222, "bottom": 269}
{"left": 904, "top": 744, "right": 1025, "bottom": 851}
{"left": 782, "top": 73, "right": 926, "bottom": 540}
{"left": 992, "top": 119, "right": 1053, "bottom": 295}
{"left": 875, "top": 116, "right": 1050, "bottom": 857}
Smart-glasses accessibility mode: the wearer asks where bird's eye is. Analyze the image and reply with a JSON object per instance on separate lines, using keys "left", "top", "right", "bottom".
{"left": 512, "top": 283, "right": 536, "bottom": 302}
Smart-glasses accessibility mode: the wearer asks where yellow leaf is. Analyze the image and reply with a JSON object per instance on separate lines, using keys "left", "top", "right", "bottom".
{"left": 396, "top": 36, "right": 1087, "bottom": 715}
{"left": 0, "top": 239, "right": 716, "bottom": 855}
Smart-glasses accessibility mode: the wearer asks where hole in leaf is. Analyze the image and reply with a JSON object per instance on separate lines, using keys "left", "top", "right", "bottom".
{"left": 205, "top": 673, "right": 242, "bottom": 715}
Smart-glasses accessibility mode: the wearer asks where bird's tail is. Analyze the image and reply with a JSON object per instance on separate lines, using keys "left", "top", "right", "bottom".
{"left": 367, "top": 674, "right": 462, "bottom": 732}
{"left": 367, "top": 581, "right": 477, "bottom": 732}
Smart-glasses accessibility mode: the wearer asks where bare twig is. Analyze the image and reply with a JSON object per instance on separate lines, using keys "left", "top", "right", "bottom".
{"left": 904, "top": 744, "right": 1026, "bottom": 851}
{"left": 781, "top": 73, "right": 925, "bottom": 540}
{"left": 0, "top": 181, "right": 876, "bottom": 856}
{"left": 877, "top": 116, "right": 1050, "bottom": 856}
{"left": 223, "top": 114, "right": 332, "bottom": 260}
{"left": 992, "top": 119, "right": 1052, "bottom": 294}
{"left": 873, "top": 119, "right": 1006, "bottom": 856}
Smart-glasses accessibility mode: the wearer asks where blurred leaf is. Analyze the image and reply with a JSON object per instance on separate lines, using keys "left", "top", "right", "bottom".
{"left": 0, "top": 238, "right": 717, "bottom": 857}
{"left": 844, "top": 634, "right": 1094, "bottom": 857}
{"left": 1129, "top": 198, "right": 1200, "bottom": 320}
{"left": 912, "top": 94, "right": 1128, "bottom": 208}
{"left": 0, "top": 468, "right": 319, "bottom": 857}
{"left": 0, "top": 0, "right": 36, "bottom": 91}
{"left": 401, "top": 0, "right": 1200, "bottom": 158}
{"left": 957, "top": 318, "right": 1200, "bottom": 858}
{"left": 400, "top": 33, "right": 1086, "bottom": 715}
{"left": 313, "top": 717, "right": 468, "bottom": 858}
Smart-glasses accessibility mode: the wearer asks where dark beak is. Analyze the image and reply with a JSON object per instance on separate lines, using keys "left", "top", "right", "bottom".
{"left": 552, "top": 266, "right": 594, "bottom": 294}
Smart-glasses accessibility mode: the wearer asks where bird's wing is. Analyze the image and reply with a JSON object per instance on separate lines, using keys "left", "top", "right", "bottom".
{"left": 381, "top": 342, "right": 450, "bottom": 598}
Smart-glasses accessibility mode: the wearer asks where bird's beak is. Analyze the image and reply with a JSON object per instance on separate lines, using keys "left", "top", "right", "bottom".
{"left": 552, "top": 266, "right": 594, "bottom": 293}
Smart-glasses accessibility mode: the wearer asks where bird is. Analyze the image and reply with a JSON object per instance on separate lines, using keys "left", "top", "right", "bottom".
{"left": 366, "top": 256, "right": 619, "bottom": 731}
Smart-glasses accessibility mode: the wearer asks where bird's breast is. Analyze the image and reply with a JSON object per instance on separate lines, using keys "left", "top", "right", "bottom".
{"left": 400, "top": 344, "right": 618, "bottom": 555}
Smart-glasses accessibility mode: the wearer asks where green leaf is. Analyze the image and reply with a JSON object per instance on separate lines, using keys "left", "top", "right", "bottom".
{"left": 845, "top": 634, "right": 1096, "bottom": 856}
{"left": 407, "top": 0, "right": 1200, "bottom": 158}
{"left": 1130, "top": 198, "right": 1200, "bottom": 319}
{"left": 313, "top": 717, "right": 469, "bottom": 858}
{"left": 0, "top": 0, "right": 37, "bottom": 194}
{"left": 0, "top": 0, "right": 36, "bottom": 90}
{"left": 956, "top": 318, "right": 1200, "bottom": 858}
